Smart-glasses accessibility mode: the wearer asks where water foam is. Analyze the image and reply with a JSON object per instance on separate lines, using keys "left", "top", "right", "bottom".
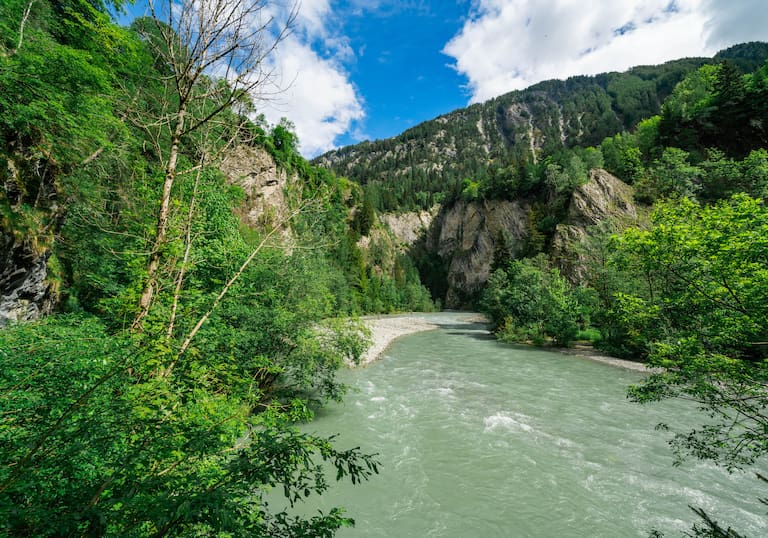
{"left": 483, "top": 412, "right": 534, "bottom": 433}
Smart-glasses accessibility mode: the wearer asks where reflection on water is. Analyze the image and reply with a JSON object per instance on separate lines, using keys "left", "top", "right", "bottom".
{"left": 296, "top": 313, "right": 766, "bottom": 537}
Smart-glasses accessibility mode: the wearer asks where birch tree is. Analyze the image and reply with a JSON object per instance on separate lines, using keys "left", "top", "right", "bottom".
{"left": 131, "top": 0, "right": 296, "bottom": 328}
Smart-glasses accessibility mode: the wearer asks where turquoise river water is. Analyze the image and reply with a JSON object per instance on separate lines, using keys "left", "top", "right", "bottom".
{"left": 295, "top": 313, "right": 766, "bottom": 537}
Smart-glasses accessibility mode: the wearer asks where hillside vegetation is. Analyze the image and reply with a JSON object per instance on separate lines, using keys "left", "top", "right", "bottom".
{"left": 0, "top": 1, "right": 432, "bottom": 535}
{"left": 316, "top": 42, "right": 768, "bottom": 213}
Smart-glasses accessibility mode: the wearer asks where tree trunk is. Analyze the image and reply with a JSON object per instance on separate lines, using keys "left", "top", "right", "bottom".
{"left": 133, "top": 108, "right": 186, "bottom": 329}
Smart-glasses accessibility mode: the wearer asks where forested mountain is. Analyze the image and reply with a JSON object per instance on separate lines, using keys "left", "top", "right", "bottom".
{"left": 316, "top": 42, "right": 768, "bottom": 212}
{"left": 313, "top": 41, "right": 768, "bottom": 313}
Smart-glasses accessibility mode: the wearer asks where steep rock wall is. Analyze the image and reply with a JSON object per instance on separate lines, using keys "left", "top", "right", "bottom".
{"left": 551, "top": 169, "right": 640, "bottom": 283}
{"left": 432, "top": 199, "right": 531, "bottom": 307}
{"left": 219, "top": 145, "right": 291, "bottom": 234}
{"left": 414, "top": 169, "right": 639, "bottom": 307}
{"left": 381, "top": 207, "right": 438, "bottom": 246}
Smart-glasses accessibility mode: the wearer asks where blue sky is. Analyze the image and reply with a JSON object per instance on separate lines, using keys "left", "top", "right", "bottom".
{"left": 327, "top": 1, "right": 470, "bottom": 144}
{"left": 120, "top": 1, "right": 768, "bottom": 156}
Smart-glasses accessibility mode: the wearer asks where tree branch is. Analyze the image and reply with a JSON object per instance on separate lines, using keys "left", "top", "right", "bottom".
{"left": 15, "top": 0, "right": 36, "bottom": 54}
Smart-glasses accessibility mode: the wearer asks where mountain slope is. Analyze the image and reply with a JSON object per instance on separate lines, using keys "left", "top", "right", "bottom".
{"left": 315, "top": 43, "right": 768, "bottom": 212}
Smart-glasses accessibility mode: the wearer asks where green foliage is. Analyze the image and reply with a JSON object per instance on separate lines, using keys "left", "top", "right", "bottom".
{"left": 269, "top": 119, "right": 301, "bottom": 169}
{"left": 576, "top": 327, "right": 603, "bottom": 344}
{"left": 2, "top": 4, "right": 766, "bottom": 533}
{"left": 460, "top": 178, "right": 482, "bottom": 201}
{"left": 634, "top": 147, "right": 701, "bottom": 202}
{"left": 567, "top": 190, "right": 768, "bottom": 535}
{"left": 601, "top": 133, "right": 644, "bottom": 183}
{"left": 480, "top": 255, "right": 588, "bottom": 347}
{"left": 616, "top": 195, "right": 768, "bottom": 365}
{"left": 607, "top": 73, "right": 659, "bottom": 127}
{"left": 0, "top": 315, "right": 379, "bottom": 536}
{"left": 0, "top": 4, "right": 409, "bottom": 534}
{"left": 1, "top": 197, "right": 382, "bottom": 534}
{"left": 659, "top": 59, "right": 768, "bottom": 158}
{"left": 662, "top": 64, "right": 720, "bottom": 124}
{"left": 350, "top": 193, "right": 376, "bottom": 237}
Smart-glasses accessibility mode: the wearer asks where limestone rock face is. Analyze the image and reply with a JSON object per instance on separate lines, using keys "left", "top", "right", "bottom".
{"left": 432, "top": 199, "right": 530, "bottom": 307}
{"left": 566, "top": 168, "right": 636, "bottom": 227}
{"left": 219, "top": 146, "right": 290, "bottom": 233}
{"left": 0, "top": 235, "right": 56, "bottom": 327}
{"left": 381, "top": 207, "right": 438, "bottom": 246}
{"left": 551, "top": 169, "right": 639, "bottom": 283}
{"left": 422, "top": 169, "right": 639, "bottom": 307}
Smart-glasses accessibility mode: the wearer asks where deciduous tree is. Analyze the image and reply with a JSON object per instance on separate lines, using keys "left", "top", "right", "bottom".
{"left": 131, "top": 0, "right": 296, "bottom": 328}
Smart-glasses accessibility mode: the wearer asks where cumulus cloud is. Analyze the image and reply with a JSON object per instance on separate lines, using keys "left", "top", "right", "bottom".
{"left": 443, "top": 0, "right": 768, "bottom": 104}
{"left": 257, "top": 0, "right": 364, "bottom": 156}
{"left": 262, "top": 37, "right": 364, "bottom": 156}
{"left": 703, "top": 0, "right": 768, "bottom": 48}
{"left": 292, "top": 0, "right": 331, "bottom": 36}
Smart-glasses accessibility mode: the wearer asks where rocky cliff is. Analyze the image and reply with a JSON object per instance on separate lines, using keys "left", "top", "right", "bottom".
{"left": 389, "top": 169, "right": 638, "bottom": 307}
{"left": 381, "top": 207, "right": 438, "bottom": 246}
{"left": 432, "top": 199, "right": 531, "bottom": 307}
{"left": 219, "top": 145, "right": 292, "bottom": 235}
{"left": 551, "top": 169, "right": 640, "bottom": 283}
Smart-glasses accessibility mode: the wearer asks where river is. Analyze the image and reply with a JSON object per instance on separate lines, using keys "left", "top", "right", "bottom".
{"left": 297, "top": 313, "right": 766, "bottom": 537}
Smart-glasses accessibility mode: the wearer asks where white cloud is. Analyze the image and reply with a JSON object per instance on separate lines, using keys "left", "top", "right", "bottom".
{"left": 293, "top": 0, "right": 331, "bottom": 37}
{"left": 257, "top": 0, "right": 365, "bottom": 157}
{"left": 262, "top": 37, "right": 364, "bottom": 157}
{"left": 443, "top": 0, "right": 768, "bottom": 104}
{"left": 703, "top": 0, "right": 768, "bottom": 48}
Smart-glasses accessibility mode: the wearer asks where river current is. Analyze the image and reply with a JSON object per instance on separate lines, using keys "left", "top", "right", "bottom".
{"left": 297, "top": 313, "right": 766, "bottom": 537}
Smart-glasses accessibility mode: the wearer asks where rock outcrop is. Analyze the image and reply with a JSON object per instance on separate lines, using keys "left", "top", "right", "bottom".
{"left": 551, "top": 169, "right": 639, "bottom": 283}
{"left": 1, "top": 152, "right": 61, "bottom": 327}
{"left": 219, "top": 145, "right": 291, "bottom": 234}
{"left": 412, "top": 169, "right": 639, "bottom": 307}
{"left": 0, "top": 234, "right": 57, "bottom": 327}
{"left": 565, "top": 168, "right": 636, "bottom": 227}
{"left": 431, "top": 199, "right": 531, "bottom": 307}
{"left": 381, "top": 207, "right": 439, "bottom": 246}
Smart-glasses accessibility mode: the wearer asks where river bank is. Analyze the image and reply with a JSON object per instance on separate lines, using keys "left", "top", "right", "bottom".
{"left": 355, "top": 315, "right": 440, "bottom": 366}
{"left": 555, "top": 344, "right": 656, "bottom": 372}
{"left": 356, "top": 312, "right": 654, "bottom": 372}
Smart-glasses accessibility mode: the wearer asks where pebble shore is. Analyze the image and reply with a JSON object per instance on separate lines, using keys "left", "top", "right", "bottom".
{"left": 354, "top": 314, "right": 655, "bottom": 373}
{"left": 354, "top": 315, "right": 439, "bottom": 366}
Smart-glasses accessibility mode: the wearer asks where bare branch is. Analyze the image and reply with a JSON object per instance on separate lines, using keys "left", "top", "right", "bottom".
{"left": 15, "top": 0, "right": 36, "bottom": 54}
{"left": 132, "top": 0, "right": 297, "bottom": 330}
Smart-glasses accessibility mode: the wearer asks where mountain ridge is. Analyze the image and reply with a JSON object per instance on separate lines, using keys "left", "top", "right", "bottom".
{"left": 315, "top": 42, "right": 768, "bottom": 212}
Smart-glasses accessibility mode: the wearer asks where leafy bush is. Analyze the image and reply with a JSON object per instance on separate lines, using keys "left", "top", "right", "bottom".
{"left": 480, "top": 255, "right": 589, "bottom": 347}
